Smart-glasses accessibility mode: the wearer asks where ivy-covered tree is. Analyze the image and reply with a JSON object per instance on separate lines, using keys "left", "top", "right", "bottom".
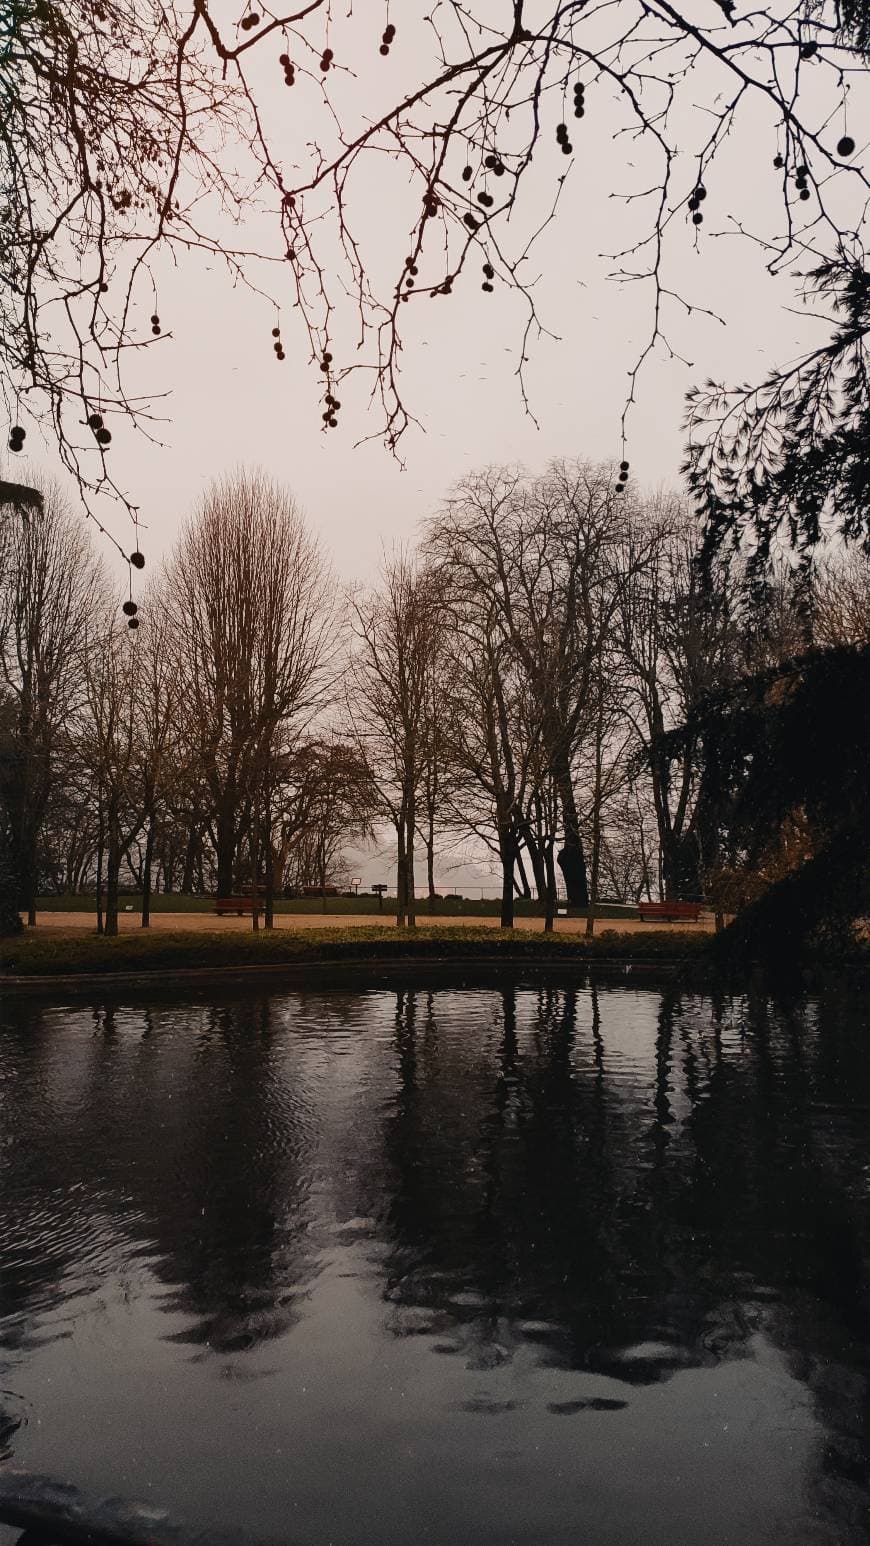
{"left": 664, "top": 643, "right": 870, "bottom": 959}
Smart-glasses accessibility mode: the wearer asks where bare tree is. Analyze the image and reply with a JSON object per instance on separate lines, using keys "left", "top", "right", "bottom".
{"left": 616, "top": 507, "right": 744, "bottom": 899}
{"left": 5, "top": 2, "right": 868, "bottom": 535}
{"left": 0, "top": 478, "right": 101, "bottom": 925}
{"left": 164, "top": 470, "right": 335, "bottom": 905}
{"left": 273, "top": 736, "right": 376, "bottom": 907}
{"left": 427, "top": 461, "right": 637, "bottom": 920}
{"left": 347, "top": 553, "right": 444, "bottom": 927}
{"left": 813, "top": 550, "right": 870, "bottom": 649}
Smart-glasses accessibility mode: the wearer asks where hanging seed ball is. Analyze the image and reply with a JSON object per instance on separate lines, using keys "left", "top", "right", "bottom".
{"left": 618, "top": 469, "right": 628, "bottom": 482}
{"left": 405, "top": 277, "right": 414, "bottom": 288}
{"left": 773, "top": 153, "right": 784, "bottom": 168}
{"left": 561, "top": 141, "right": 573, "bottom": 155}
{"left": 478, "top": 192, "right": 494, "bottom": 207}
{"left": 130, "top": 551, "right": 145, "bottom": 569}
{"left": 279, "top": 52, "right": 289, "bottom": 65}
{"left": 272, "top": 326, "right": 280, "bottom": 337}
{"left": 285, "top": 68, "right": 295, "bottom": 84}
{"left": 128, "top": 616, "right": 139, "bottom": 630}
{"left": 151, "top": 313, "right": 160, "bottom": 324}
{"left": 462, "top": 166, "right": 473, "bottom": 182}
{"left": 837, "top": 135, "right": 856, "bottom": 157}
{"left": 695, "top": 184, "right": 707, "bottom": 201}
{"left": 88, "top": 412, "right": 103, "bottom": 430}
{"left": 379, "top": 43, "right": 389, "bottom": 54}
{"left": 614, "top": 484, "right": 624, "bottom": 494}
{"left": 574, "top": 105, "right": 585, "bottom": 118}
{"left": 800, "top": 40, "right": 818, "bottom": 57}
{"left": 320, "top": 48, "right": 333, "bottom": 70}
{"left": 619, "top": 460, "right": 629, "bottom": 472}
{"left": 384, "top": 23, "right": 395, "bottom": 41}
{"left": 277, "top": 348, "right": 285, "bottom": 361}
{"left": 484, "top": 154, "right": 498, "bottom": 169}
{"left": 799, "top": 187, "right": 811, "bottom": 200}
{"left": 493, "top": 161, "right": 505, "bottom": 176}
{"left": 483, "top": 262, "right": 495, "bottom": 278}
{"left": 122, "top": 600, "right": 138, "bottom": 616}
{"left": 796, "top": 163, "right": 808, "bottom": 178}
{"left": 688, "top": 196, "right": 699, "bottom": 211}
{"left": 482, "top": 281, "right": 494, "bottom": 293}
{"left": 409, "top": 264, "right": 418, "bottom": 276}
{"left": 96, "top": 427, "right": 112, "bottom": 444}
{"left": 464, "top": 213, "right": 479, "bottom": 230}
{"left": 323, "top": 351, "right": 332, "bottom": 364}
{"left": 556, "top": 123, "right": 568, "bottom": 141}
{"left": 692, "top": 211, "right": 703, "bottom": 225}
{"left": 151, "top": 324, "right": 161, "bottom": 336}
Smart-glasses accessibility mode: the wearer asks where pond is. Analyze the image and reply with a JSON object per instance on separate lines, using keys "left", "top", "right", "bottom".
{"left": 1, "top": 970, "right": 869, "bottom": 1544}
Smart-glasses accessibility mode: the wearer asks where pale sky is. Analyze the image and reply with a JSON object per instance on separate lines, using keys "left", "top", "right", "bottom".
{"left": 19, "top": 9, "right": 862, "bottom": 588}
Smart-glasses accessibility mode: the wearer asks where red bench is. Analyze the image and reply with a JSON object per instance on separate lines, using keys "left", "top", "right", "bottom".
{"left": 214, "top": 896, "right": 258, "bottom": 916}
{"left": 637, "top": 900, "right": 703, "bottom": 923}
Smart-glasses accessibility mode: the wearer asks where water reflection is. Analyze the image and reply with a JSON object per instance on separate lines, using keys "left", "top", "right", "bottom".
{"left": 1, "top": 976, "right": 869, "bottom": 1543}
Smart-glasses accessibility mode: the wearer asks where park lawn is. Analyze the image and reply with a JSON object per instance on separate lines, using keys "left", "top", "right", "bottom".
{"left": 0, "top": 924, "right": 710, "bottom": 978}
{"left": 33, "top": 893, "right": 639, "bottom": 919}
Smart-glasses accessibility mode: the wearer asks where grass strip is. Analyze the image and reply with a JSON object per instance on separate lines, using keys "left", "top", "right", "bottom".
{"left": 1, "top": 925, "right": 711, "bottom": 978}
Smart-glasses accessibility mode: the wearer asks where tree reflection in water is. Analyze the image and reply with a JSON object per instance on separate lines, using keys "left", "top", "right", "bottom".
{"left": 1, "top": 976, "right": 869, "bottom": 1540}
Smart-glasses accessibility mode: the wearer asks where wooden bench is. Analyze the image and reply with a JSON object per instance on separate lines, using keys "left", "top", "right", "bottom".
{"left": 214, "top": 896, "right": 258, "bottom": 916}
{"left": 637, "top": 900, "right": 703, "bottom": 923}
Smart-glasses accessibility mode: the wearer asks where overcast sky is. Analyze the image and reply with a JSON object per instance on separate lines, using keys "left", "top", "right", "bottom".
{"left": 20, "top": 10, "right": 860, "bottom": 588}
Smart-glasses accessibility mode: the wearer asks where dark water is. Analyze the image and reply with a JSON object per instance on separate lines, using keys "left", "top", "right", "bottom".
{"left": 1, "top": 972, "right": 870, "bottom": 1545}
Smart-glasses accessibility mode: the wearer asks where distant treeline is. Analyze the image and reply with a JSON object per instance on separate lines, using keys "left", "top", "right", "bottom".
{"left": 2, "top": 462, "right": 868, "bottom": 935}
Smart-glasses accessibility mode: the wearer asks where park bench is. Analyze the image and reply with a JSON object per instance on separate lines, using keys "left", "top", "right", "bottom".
{"left": 637, "top": 900, "right": 703, "bottom": 923}
{"left": 214, "top": 895, "right": 258, "bottom": 916}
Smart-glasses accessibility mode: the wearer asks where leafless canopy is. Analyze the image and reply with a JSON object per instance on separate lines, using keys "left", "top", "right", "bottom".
{"left": 3, "top": 0, "right": 869, "bottom": 545}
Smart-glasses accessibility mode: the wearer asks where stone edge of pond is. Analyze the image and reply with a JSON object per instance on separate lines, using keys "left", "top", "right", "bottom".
{"left": 0, "top": 951, "right": 706, "bottom": 994}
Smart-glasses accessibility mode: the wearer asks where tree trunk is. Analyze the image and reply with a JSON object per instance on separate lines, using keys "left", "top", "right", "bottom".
{"left": 554, "top": 752, "right": 589, "bottom": 907}
{"left": 514, "top": 845, "right": 533, "bottom": 900}
{"left": 141, "top": 813, "right": 155, "bottom": 928}
{"left": 23, "top": 827, "right": 37, "bottom": 927}
{"left": 251, "top": 818, "right": 260, "bottom": 932}
{"left": 405, "top": 784, "right": 417, "bottom": 928}
{"left": 519, "top": 823, "right": 546, "bottom": 899}
{"left": 96, "top": 805, "right": 105, "bottom": 935}
{"left": 104, "top": 809, "right": 120, "bottom": 937}
{"left": 499, "top": 830, "right": 515, "bottom": 929}
{"left": 426, "top": 808, "right": 436, "bottom": 913}
{"left": 543, "top": 843, "right": 557, "bottom": 933}
{"left": 264, "top": 811, "right": 275, "bottom": 931}
{"left": 585, "top": 731, "right": 604, "bottom": 939}
{"left": 396, "top": 814, "right": 407, "bottom": 927}
{"left": 181, "top": 820, "right": 199, "bottom": 894}
{"left": 0, "top": 819, "right": 23, "bottom": 936}
{"left": 215, "top": 807, "right": 236, "bottom": 898}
